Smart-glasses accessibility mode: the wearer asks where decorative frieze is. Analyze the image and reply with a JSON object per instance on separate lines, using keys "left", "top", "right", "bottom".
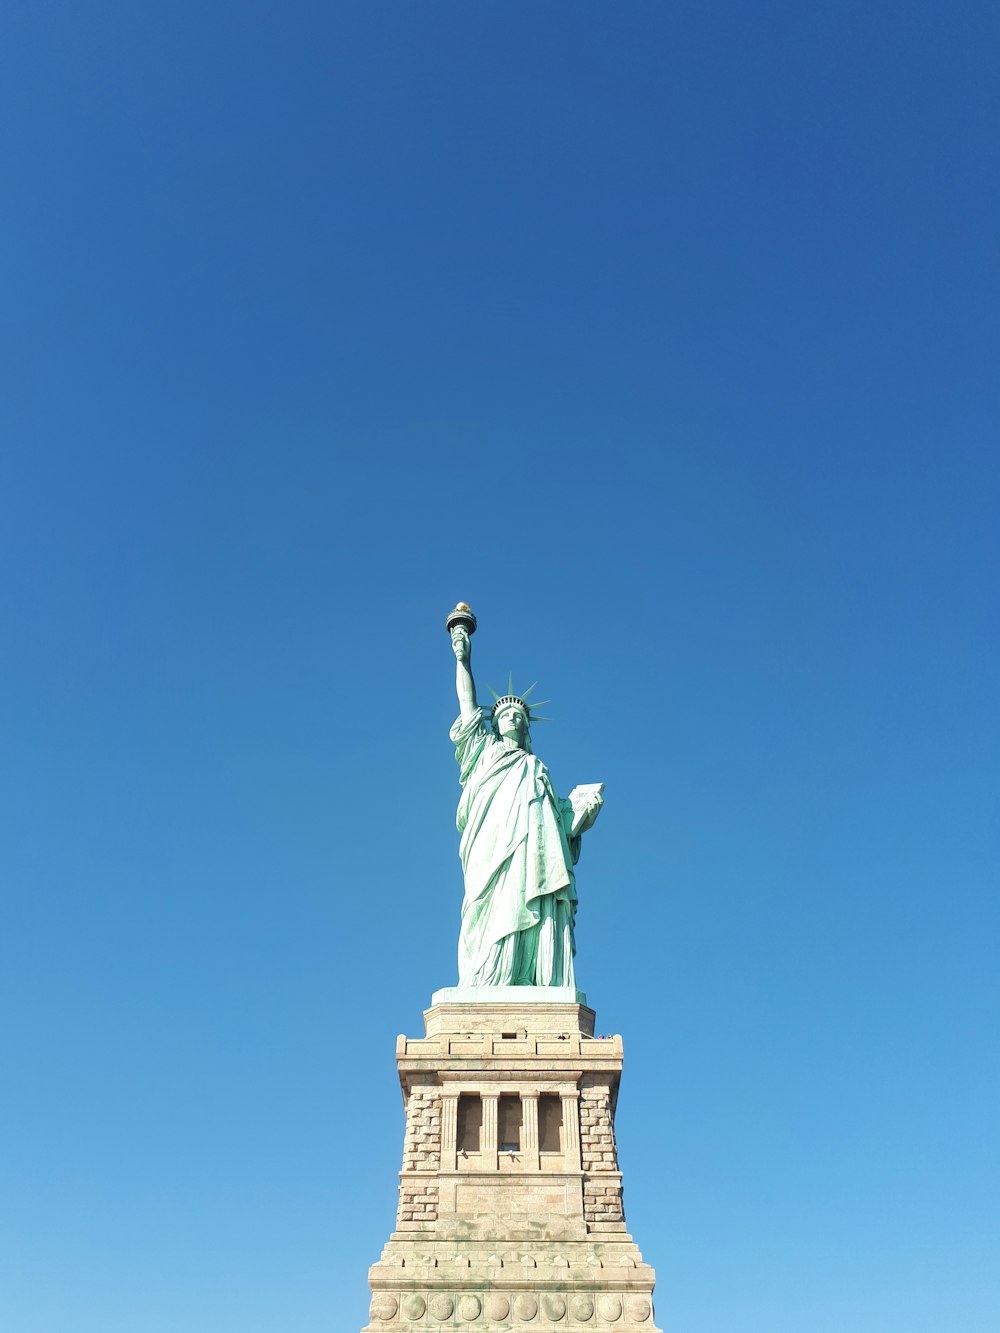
{"left": 366, "top": 1285, "right": 655, "bottom": 1325}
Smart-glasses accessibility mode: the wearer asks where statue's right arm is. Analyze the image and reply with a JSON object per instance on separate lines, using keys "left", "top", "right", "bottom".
{"left": 452, "top": 627, "right": 478, "bottom": 722}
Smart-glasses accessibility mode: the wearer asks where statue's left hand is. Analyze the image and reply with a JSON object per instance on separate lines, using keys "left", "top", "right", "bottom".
{"left": 585, "top": 791, "right": 604, "bottom": 826}
{"left": 573, "top": 790, "right": 603, "bottom": 835}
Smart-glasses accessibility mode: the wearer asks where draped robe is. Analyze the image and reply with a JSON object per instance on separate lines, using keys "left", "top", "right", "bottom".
{"left": 450, "top": 709, "right": 580, "bottom": 987}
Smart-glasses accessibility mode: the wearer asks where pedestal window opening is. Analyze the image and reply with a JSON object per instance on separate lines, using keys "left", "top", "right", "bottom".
{"left": 456, "top": 1094, "right": 482, "bottom": 1153}
{"left": 538, "top": 1094, "right": 563, "bottom": 1153}
{"left": 497, "top": 1094, "right": 522, "bottom": 1152}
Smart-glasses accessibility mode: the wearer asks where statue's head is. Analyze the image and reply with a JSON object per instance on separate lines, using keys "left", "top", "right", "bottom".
{"left": 493, "top": 699, "right": 531, "bottom": 751}
{"left": 491, "top": 679, "right": 550, "bottom": 753}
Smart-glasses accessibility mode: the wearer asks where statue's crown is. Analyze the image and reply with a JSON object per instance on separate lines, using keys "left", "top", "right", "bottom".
{"left": 491, "top": 693, "right": 530, "bottom": 720}
{"left": 488, "top": 675, "right": 550, "bottom": 725}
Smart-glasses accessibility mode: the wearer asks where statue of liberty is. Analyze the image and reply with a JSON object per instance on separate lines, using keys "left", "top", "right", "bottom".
{"left": 447, "top": 604, "right": 604, "bottom": 988}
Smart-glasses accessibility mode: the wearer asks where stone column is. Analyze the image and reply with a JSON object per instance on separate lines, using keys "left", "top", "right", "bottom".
{"left": 562, "top": 1091, "right": 582, "bottom": 1170}
{"left": 481, "top": 1092, "right": 498, "bottom": 1171}
{"left": 521, "top": 1092, "right": 540, "bottom": 1171}
{"left": 440, "top": 1093, "right": 458, "bottom": 1172}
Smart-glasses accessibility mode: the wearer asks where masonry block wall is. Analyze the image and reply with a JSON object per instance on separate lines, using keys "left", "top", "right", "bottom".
{"left": 397, "top": 1077, "right": 441, "bottom": 1226}
{"left": 580, "top": 1075, "right": 625, "bottom": 1224}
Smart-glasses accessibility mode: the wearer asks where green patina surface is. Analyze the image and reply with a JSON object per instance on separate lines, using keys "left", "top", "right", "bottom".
{"left": 447, "top": 608, "right": 604, "bottom": 990}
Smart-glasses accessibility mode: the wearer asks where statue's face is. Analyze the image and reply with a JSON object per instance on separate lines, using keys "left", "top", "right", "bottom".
{"left": 495, "top": 705, "right": 529, "bottom": 747}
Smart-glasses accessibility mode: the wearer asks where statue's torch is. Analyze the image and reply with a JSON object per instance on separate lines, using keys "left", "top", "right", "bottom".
{"left": 445, "top": 602, "right": 477, "bottom": 637}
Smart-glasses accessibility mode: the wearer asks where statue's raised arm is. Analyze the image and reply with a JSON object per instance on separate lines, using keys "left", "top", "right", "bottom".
{"left": 453, "top": 610, "right": 480, "bottom": 725}
{"left": 443, "top": 603, "right": 603, "bottom": 993}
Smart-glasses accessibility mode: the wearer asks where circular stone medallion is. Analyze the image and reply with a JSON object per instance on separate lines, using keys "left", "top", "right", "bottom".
{"left": 570, "top": 1294, "right": 595, "bottom": 1321}
{"left": 484, "top": 1294, "right": 510, "bottom": 1320}
{"left": 457, "top": 1295, "right": 482, "bottom": 1321}
{"left": 542, "top": 1294, "right": 567, "bottom": 1320}
{"left": 597, "top": 1295, "right": 623, "bottom": 1322}
{"left": 626, "top": 1296, "right": 652, "bottom": 1322}
{"left": 513, "top": 1293, "right": 539, "bottom": 1321}
{"left": 427, "top": 1294, "right": 455, "bottom": 1321}
{"left": 369, "top": 1294, "right": 398, "bottom": 1322}
{"left": 401, "top": 1295, "right": 425, "bottom": 1320}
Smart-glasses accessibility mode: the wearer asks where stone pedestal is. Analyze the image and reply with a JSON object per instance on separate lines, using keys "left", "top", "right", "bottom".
{"left": 362, "top": 990, "right": 661, "bottom": 1331}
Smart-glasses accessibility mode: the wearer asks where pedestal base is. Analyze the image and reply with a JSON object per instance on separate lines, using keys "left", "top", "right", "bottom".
{"left": 364, "top": 1250, "right": 658, "bottom": 1330}
{"left": 361, "top": 996, "right": 660, "bottom": 1331}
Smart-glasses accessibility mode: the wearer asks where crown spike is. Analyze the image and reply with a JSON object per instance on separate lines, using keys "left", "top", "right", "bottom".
{"left": 487, "top": 684, "right": 501, "bottom": 701}
{"left": 521, "top": 682, "right": 538, "bottom": 699}
{"left": 508, "top": 670, "right": 514, "bottom": 695}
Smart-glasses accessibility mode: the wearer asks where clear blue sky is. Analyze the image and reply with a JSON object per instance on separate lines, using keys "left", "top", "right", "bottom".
{"left": 1, "top": 4, "right": 997, "bottom": 1331}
